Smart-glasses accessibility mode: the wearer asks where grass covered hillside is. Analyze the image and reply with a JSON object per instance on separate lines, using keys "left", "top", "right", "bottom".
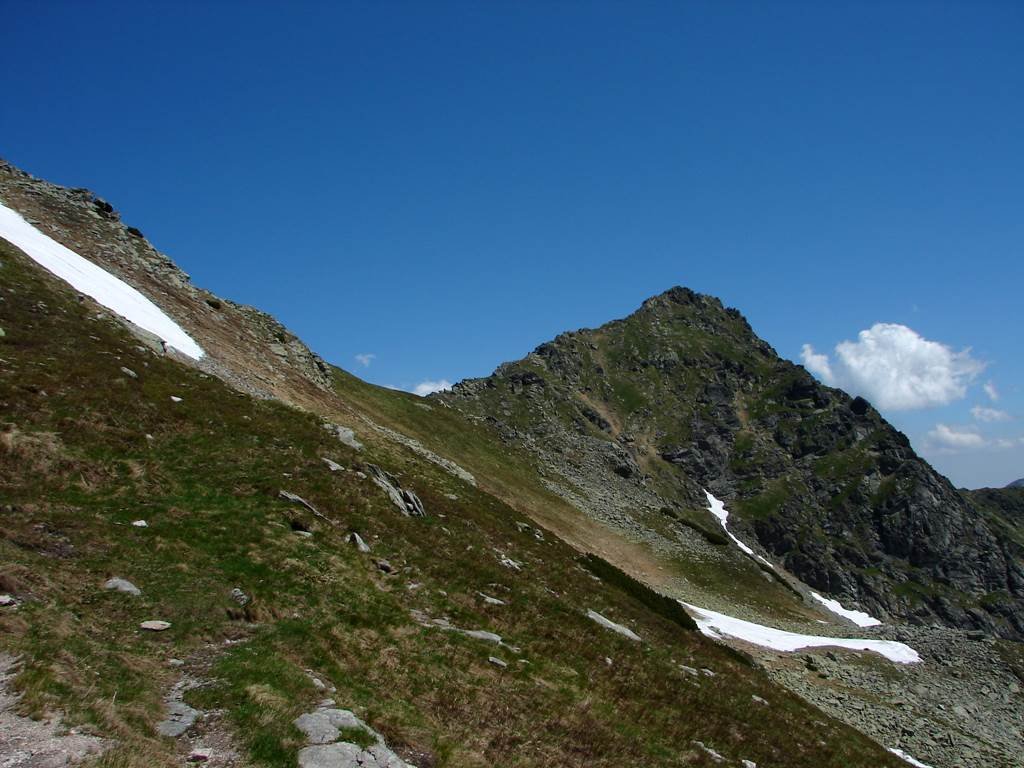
{"left": 0, "top": 234, "right": 913, "bottom": 767}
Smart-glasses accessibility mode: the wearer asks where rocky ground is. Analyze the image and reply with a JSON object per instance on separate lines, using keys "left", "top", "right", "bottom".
{"left": 0, "top": 653, "right": 107, "bottom": 766}
{"left": 751, "top": 625, "right": 1024, "bottom": 768}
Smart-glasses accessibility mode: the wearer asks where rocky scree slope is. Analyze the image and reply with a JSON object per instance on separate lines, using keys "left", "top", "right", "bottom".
{"left": 438, "top": 287, "right": 1024, "bottom": 639}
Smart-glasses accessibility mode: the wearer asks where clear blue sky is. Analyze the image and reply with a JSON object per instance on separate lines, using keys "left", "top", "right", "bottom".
{"left": 2, "top": 2, "right": 1021, "bottom": 487}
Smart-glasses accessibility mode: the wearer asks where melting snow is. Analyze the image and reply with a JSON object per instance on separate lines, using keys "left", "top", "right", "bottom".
{"left": 680, "top": 602, "right": 920, "bottom": 664}
{"left": 810, "top": 591, "right": 882, "bottom": 627}
{"left": 0, "top": 203, "right": 204, "bottom": 359}
{"left": 704, "top": 490, "right": 774, "bottom": 568}
{"left": 887, "top": 747, "right": 934, "bottom": 767}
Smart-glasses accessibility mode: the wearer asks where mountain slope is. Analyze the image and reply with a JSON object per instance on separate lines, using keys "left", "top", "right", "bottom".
{"left": 3, "top": 158, "right": 1022, "bottom": 768}
{"left": 438, "top": 287, "right": 1024, "bottom": 640}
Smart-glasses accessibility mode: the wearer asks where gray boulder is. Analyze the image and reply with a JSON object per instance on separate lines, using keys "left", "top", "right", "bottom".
{"left": 104, "top": 577, "right": 141, "bottom": 596}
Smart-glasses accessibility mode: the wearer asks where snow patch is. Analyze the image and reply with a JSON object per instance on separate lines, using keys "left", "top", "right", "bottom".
{"left": 680, "top": 602, "right": 920, "bottom": 664}
{"left": 810, "top": 591, "right": 882, "bottom": 627}
{"left": 0, "top": 203, "right": 204, "bottom": 359}
{"left": 703, "top": 490, "right": 774, "bottom": 568}
{"left": 887, "top": 747, "right": 934, "bottom": 767}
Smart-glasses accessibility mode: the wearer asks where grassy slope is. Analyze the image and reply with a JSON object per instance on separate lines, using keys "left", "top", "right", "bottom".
{"left": 0, "top": 238, "right": 905, "bottom": 767}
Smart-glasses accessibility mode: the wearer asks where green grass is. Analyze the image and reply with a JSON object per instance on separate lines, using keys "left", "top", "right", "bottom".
{"left": 0, "top": 236, "right": 907, "bottom": 768}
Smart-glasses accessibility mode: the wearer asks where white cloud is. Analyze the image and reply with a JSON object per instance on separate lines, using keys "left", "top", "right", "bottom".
{"left": 984, "top": 381, "right": 999, "bottom": 401}
{"left": 800, "top": 344, "right": 833, "bottom": 382}
{"left": 412, "top": 379, "right": 452, "bottom": 397}
{"left": 927, "top": 424, "right": 985, "bottom": 449}
{"left": 993, "top": 438, "right": 1022, "bottom": 450}
{"left": 801, "top": 323, "right": 984, "bottom": 411}
{"left": 971, "top": 405, "right": 1010, "bottom": 423}
{"left": 355, "top": 353, "right": 376, "bottom": 368}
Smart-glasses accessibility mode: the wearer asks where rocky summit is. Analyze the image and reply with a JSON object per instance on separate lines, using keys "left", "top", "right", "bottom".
{"left": 1, "top": 158, "right": 1022, "bottom": 768}
{"left": 440, "top": 287, "right": 1024, "bottom": 640}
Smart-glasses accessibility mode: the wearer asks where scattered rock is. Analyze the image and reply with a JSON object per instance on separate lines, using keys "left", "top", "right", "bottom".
{"left": 322, "top": 457, "right": 344, "bottom": 472}
{"left": 170, "top": 396, "right": 183, "bottom": 403}
{"left": 132, "top": 519, "right": 148, "bottom": 527}
{"left": 347, "top": 532, "right": 371, "bottom": 553}
{"left": 692, "top": 740, "right": 725, "bottom": 763}
{"left": 478, "top": 592, "right": 506, "bottom": 606}
{"left": 375, "top": 559, "right": 394, "bottom": 574}
{"left": 120, "top": 366, "right": 137, "bottom": 378}
{"left": 188, "top": 747, "right": 212, "bottom": 762}
{"left": 103, "top": 577, "right": 141, "bottom": 596}
{"left": 0, "top": 595, "right": 15, "bottom": 607}
{"left": 140, "top": 620, "right": 171, "bottom": 631}
{"left": 488, "top": 656, "right": 508, "bottom": 668}
{"left": 230, "top": 587, "right": 249, "bottom": 606}
{"left": 280, "top": 490, "right": 337, "bottom": 526}
{"left": 497, "top": 554, "right": 523, "bottom": 571}
{"left": 586, "top": 610, "right": 641, "bottom": 641}
{"left": 323, "top": 422, "right": 363, "bottom": 451}
{"left": 366, "top": 465, "right": 427, "bottom": 517}
{"left": 410, "top": 610, "right": 517, "bottom": 651}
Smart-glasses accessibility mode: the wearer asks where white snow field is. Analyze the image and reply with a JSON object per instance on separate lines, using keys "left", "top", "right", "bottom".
{"left": 887, "top": 747, "right": 934, "bottom": 767}
{"left": 681, "top": 602, "right": 920, "bottom": 664}
{"left": 0, "top": 203, "right": 204, "bottom": 360}
{"left": 810, "top": 591, "right": 882, "bottom": 628}
{"left": 704, "top": 490, "right": 775, "bottom": 568}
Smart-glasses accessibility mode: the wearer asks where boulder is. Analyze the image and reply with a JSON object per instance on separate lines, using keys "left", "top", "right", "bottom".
{"left": 103, "top": 577, "right": 141, "bottom": 596}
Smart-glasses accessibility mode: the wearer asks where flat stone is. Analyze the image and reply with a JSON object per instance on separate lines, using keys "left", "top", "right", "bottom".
{"left": 297, "top": 741, "right": 409, "bottom": 768}
{"left": 104, "top": 577, "right": 141, "bottom": 596}
{"left": 488, "top": 656, "right": 508, "bottom": 668}
{"left": 586, "top": 610, "right": 641, "bottom": 641}
{"left": 463, "top": 629, "right": 503, "bottom": 644}
{"left": 298, "top": 742, "right": 364, "bottom": 768}
{"left": 293, "top": 711, "right": 340, "bottom": 745}
{"left": 157, "top": 700, "right": 199, "bottom": 737}
{"left": 140, "top": 620, "right": 171, "bottom": 631}
{"left": 0, "top": 595, "right": 14, "bottom": 607}
{"left": 131, "top": 519, "right": 148, "bottom": 527}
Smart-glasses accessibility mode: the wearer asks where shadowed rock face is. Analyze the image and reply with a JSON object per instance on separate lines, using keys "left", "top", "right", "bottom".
{"left": 439, "top": 286, "right": 1024, "bottom": 639}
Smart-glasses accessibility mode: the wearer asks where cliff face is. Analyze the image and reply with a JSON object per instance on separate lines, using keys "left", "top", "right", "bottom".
{"left": 439, "top": 287, "right": 1024, "bottom": 638}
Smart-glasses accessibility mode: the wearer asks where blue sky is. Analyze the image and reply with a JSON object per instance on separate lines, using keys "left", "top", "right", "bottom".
{"left": 2, "top": 2, "right": 1021, "bottom": 487}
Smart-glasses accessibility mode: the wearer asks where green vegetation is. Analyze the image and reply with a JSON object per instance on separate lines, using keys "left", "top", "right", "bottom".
{"left": 0, "top": 238, "right": 908, "bottom": 767}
